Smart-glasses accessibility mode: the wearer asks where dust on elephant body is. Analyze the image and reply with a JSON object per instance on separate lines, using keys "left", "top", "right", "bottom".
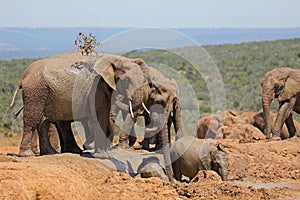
{"left": 196, "top": 110, "right": 265, "bottom": 140}
{"left": 170, "top": 136, "right": 229, "bottom": 182}
{"left": 12, "top": 51, "right": 149, "bottom": 158}
{"left": 261, "top": 67, "right": 300, "bottom": 140}
{"left": 250, "top": 111, "right": 300, "bottom": 139}
{"left": 113, "top": 66, "right": 183, "bottom": 183}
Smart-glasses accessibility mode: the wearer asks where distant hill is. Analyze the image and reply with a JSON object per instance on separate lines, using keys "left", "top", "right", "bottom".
{"left": 1, "top": 27, "right": 300, "bottom": 60}
{"left": 124, "top": 38, "right": 300, "bottom": 113}
{"left": 1, "top": 38, "right": 300, "bottom": 133}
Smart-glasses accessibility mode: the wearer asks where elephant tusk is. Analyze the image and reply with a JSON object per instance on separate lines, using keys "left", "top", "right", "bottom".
{"left": 129, "top": 100, "right": 134, "bottom": 119}
{"left": 142, "top": 102, "right": 150, "bottom": 115}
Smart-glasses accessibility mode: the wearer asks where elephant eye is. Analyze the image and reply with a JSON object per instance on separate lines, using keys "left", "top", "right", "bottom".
{"left": 125, "top": 77, "right": 130, "bottom": 84}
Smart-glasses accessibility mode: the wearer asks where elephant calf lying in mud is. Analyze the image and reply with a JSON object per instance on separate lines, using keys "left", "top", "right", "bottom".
{"left": 197, "top": 110, "right": 265, "bottom": 140}
{"left": 139, "top": 136, "right": 229, "bottom": 182}
{"left": 170, "top": 136, "right": 229, "bottom": 182}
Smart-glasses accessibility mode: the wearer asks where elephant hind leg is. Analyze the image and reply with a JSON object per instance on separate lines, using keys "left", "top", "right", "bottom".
{"left": 19, "top": 126, "right": 35, "bottom": 157}
{"left": 285, "top": 114, "right": 296, "bottom": 138}
{"left": 38, "top": 121, "right": 57, "bottom": 155}
{"left": 273, "top": 98, "right": 296, "bottom": 139}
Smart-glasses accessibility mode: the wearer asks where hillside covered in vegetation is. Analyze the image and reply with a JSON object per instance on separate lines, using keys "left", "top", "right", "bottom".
{"left": 1, "top": 38, "right": 300, "bottom": 132}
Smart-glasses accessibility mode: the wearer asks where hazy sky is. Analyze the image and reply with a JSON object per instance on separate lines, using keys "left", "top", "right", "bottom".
{"left": 1, "top": 0, "right": 300, "bottom": 28}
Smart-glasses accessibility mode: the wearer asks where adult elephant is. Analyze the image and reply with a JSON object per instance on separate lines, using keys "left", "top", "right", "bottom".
{"left": 11, "top": 51, "right": 148, "bottom": 158}
{"left": 119, "top": 67, "right": 182, "bottom": 147}
{"left": 261, "top": 67, "right": 300, "bottom": 140}
{"left": 251, "top": 111, "right": 300, "bottom": 139}
{"left": 119, "top": 66, "right": 183, "bottom": 183}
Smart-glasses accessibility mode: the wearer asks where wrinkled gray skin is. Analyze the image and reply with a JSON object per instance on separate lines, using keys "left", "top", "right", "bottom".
{"left": 81, "top": 60, "right": 150, "bottom": 150}
{"left": 261, "top": 67, "right": 300, "bottom": 140}
{"left": 10, "top": 51, "right": 148, "bottom": 158}
{"left": 120, "top": 67, "right": 183, "bottom": 183}
{"left": 11, "top": 107, "right": 61, "bottom": 153}
{"left": 170, "top": 136, "right": 229, "bottom": 182}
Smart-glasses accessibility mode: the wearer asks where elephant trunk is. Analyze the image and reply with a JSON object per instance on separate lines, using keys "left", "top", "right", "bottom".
{"left": 211, "top": 147, "right": 229, "bottom": 181}
{"left": 160, "top": 114, "right": 175, "bottom": 183}
{"left": 173, "top": 98, "right": 183, "bottom": 140}
{"left": 262, "top": 81, "right": 275, "bottom": 138}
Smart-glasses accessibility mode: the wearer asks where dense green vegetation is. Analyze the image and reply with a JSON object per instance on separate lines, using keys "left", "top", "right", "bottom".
{"left": 0, "top": 59, "right": 37, "bottom": 132}
{"left": 1, "top": 38, "right": 300, "bottom": 132}
{"left": 124, "top": 38, "right": 300, "bottom": 113}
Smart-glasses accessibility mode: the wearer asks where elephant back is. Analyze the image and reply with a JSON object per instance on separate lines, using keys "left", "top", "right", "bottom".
{"left": 41, "top": 51, "right": 101, "bottom": 119}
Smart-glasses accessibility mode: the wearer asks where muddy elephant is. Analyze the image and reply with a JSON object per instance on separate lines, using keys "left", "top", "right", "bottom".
{"left": 240, "top": 111, "right": 259, "bottom": 125}
{"left": 10, "top": 51, "right": 149, "bottom": 158}
{"left": 217, "top": 123, "right": 265, "bottom": 140}
{"left": 118, "top": 66, "right": 183, "bottom": 183}
{"left": 142, "top": 68, "right": 182, "bottom": 150}
{"left": 10, "top": 106, "right": 91, "bottom": 153}
{"left": 251, "top": 111, "right": 300, "bottom": 139}
{"left": 261, "top": 67, "right": 300, "bottom": 140}
{"left": 196, "top": 110, "right": 240, "bottom": 139}
{"left": 114, "top": 66, "right": 183, "bottom": 150}
{"left": 10, "top": 106, "right": 61, "bottom": 153}
{"left": 170, "top": 136, "right": 229, "bottom": 181}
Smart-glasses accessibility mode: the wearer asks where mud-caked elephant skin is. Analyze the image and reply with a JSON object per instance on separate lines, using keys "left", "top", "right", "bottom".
{"left": 11, "top": 51, "right": 149, "bottom": 157}
{"left": 118, "top": 66, "right": 183, "bottom": 183}
{"left": 31, "top": 123, "right": 61, "bottom": 154}
{"left": 170, "top": 136, "right": 229, "bottom": 182}
{"left": 196, "top": 110, "right": 241, "bottom": 139}
{"left": 252, "top": 111, "right": 300, "bottom": 139}
{"left": 217, "top": 123, "right": 265, "bottom": 141}
{"left": 261, "top": 67, "right": 300, "bottom": 140}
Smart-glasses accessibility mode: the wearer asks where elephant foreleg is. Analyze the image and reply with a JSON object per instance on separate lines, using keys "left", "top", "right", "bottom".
{"left": 273, "top": 97, "right": 296, "bottom": 139}
{"left": 118, "top": 112, "right": 135, "bottom": 148}
{"left": 161, "top": 123, "right": 175, "bottom": 183}
{"left": 93, "top": 108, "right": 111, "bottom": 159}
{"left": 56, "top": 121, "right": 82, "bottom": 154}
{"left": 82, "top": 120, "right": 94, "bottom": 150}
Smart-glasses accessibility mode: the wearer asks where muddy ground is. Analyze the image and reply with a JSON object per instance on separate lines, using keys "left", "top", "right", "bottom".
{"left": 0, "top": 133, "right": 299, "bottom": 200}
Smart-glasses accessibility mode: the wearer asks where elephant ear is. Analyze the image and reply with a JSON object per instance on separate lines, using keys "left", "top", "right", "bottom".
{"left": 198, "top": 141, "right": 214, "bottom": 170}
{"left": 132, "top": 58, "right": 149, "bottom": 80}
{"left": 93, "top": 55, "right": 120, "bottom": 90}
{"left": 278, "top": 76, "right": 300, "bottom": 101}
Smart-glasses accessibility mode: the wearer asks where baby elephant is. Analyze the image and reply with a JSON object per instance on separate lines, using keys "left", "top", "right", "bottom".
{"left": 170, "top": 136, "right": 229, "bottom": 182}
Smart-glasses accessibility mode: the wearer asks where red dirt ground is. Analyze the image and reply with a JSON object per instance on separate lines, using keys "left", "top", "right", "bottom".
{"left": 0, "top": 133, "right": 299, "bottom": 199}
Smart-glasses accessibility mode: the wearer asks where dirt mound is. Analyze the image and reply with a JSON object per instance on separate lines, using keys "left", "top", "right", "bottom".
{"left": 0, "top": 136, "right": 299, "bottom": 199}
{"left": 0, "top": 153, "right": 180, "bottom": 200}
{"left": 175, "top": 137, "right": 300, "bottom": 200}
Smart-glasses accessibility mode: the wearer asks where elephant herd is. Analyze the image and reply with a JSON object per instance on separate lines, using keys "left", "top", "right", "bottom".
{"left": 8, "top": 50, "right": 300, "bottom": 183}
{"left": 9, "top": 51, "right": 182, "bottom": 183}
{"left": 196, "top": 110, "right": 300, "bottom": 140}
{"left": 197, "top": 67, "right": 300, "bottom": 142}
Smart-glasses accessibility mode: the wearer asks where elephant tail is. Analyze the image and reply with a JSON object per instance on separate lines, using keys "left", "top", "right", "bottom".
{"left": 9, "top": 81, "right": 22, "bottom": 109}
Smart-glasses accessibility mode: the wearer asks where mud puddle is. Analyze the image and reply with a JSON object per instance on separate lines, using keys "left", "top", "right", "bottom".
{"left": 232, "top": 180, "right": 300, "bottom": 189}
